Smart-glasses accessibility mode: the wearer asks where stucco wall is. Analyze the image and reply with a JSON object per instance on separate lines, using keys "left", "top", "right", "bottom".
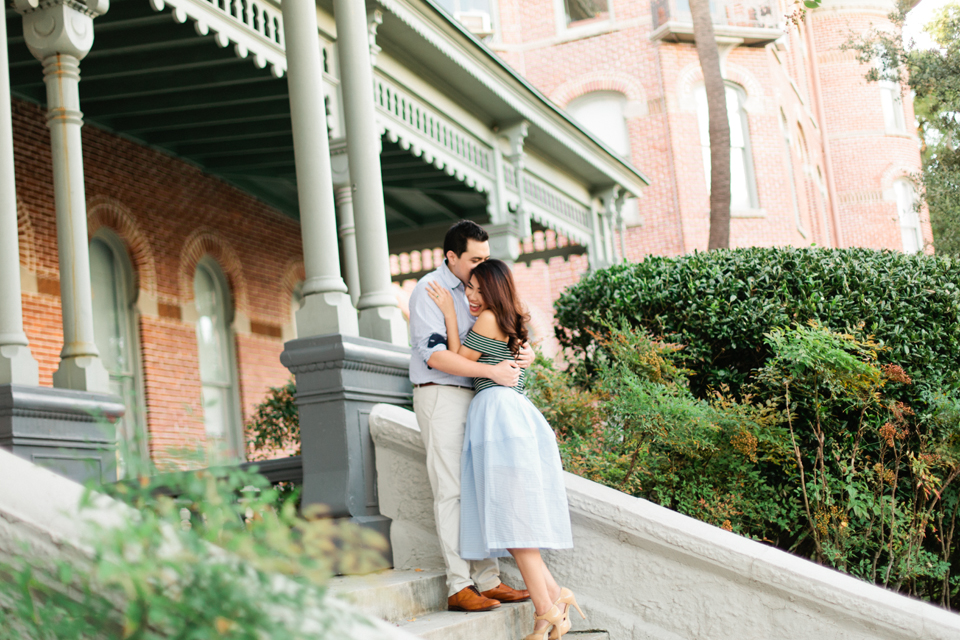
{"left": 370, "top": 403, "right": 960, "bottom": 640}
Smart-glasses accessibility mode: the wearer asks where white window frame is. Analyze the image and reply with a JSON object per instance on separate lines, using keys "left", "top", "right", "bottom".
{"left": 90, "top": 229, "right": 149, "bottom": 476}
{"left": 893, "top": 178, "right": 923, "bottom": 254}
{"left": 695, "top": 82, "right": 760, "bottom": 212}
{"left": 193, "top": 257, "right": 245, "bottom": 462}
{"left": 565, "top": 90, "right": 632, "bottom": 159}
{"left": 554, "top": 0, "right": 615, "bottom": 36}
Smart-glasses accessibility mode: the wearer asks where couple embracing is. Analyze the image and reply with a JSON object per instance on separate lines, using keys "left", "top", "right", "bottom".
{"left": 409, "top": 220, "right": 583, "bottom": 640}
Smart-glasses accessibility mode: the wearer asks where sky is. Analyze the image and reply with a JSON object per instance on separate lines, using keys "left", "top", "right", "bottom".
{"left": 903, "top": 0, "right": 952, "bottom": 48}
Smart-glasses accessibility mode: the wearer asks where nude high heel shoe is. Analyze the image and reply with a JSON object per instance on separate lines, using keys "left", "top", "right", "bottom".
{"left": 548, "top": 588, "right": 586, "bottom": 640}
{"left": 525, "top": 604, "right": 565, "bottom": 640}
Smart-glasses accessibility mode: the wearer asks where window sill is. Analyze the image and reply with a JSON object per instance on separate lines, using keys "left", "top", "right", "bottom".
{"left": 558, "top": 19, "right": 615, "bottom": 43}
{"left": 731, "top": 208, "right": 766, "bottom": 219}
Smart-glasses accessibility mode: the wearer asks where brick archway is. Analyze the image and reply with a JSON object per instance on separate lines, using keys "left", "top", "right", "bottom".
{"left": 281, "top": 259, "right": 306, "bottom": 315}
{"left": 178, "top": 229, "right": 249, "bottom": 314}
{"left": 87, "top": 195, "right": 158, "bottom": 297}
{"left": 551, "top": 72, "right": 647, "bottom": 108}
{"left": 16, "top": 201, "right": 37, "bottom": 272}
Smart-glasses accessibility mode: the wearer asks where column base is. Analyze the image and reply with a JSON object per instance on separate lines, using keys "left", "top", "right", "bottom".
{"left": 486, "top": 222, "right": 522, "bottom": 263}
{"left": 53, "top": 355, "right": 111, "bottom": 393}
{"left": 280, "top": 333, "right": 412, "bottom": 567}
{"left": 358, "top": 306, "right": 408, "bottom": 346}
{"left": 0, "top": 384, "right": 124, "bottom": 485}
{"left": 0, "top": 344, "right": 39, "bottom": 386}
{"left": 296, "top": 291, "right": 359, "bottom": 338}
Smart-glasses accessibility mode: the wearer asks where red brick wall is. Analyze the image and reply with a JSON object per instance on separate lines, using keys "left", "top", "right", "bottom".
{"left": 13, "top": 99, "right": 301, "bottom": 466}
{"left": 488, "top": 0, "right": 926, "bottom": 256}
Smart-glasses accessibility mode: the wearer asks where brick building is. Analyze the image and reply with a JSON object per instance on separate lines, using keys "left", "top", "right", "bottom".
{"left": 437, "top": 0, "right": 930, "bottom": 259}
{"left": 2, "top": 0, "right": 645, "bottom": 496}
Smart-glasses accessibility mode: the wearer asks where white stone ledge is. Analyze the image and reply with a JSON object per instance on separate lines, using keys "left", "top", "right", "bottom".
{"left": 369, "top": 403, "right": 960, "bottom": 640}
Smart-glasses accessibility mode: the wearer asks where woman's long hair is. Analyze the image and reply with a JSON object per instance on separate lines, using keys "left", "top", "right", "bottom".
{"left": 470, "top": 259, "right": 529, "bottom": 356}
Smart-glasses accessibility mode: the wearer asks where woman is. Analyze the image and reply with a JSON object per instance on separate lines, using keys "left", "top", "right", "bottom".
{"left": 427, "top": 259, "right": 584, "bottom": 640}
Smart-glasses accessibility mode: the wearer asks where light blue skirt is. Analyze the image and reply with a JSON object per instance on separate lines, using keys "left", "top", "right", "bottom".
{"left": 459, "top": 386, "right": 573, "bottom": 560}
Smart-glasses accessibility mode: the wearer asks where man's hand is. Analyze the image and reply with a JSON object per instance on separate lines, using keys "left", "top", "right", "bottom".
{"left": 490, "top": 359, "right": 521, "bottom": 387}
{"left": 516, "top": 342, "right": 535, "bottom": 369}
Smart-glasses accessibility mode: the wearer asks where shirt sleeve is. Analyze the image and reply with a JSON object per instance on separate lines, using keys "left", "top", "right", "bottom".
{"left": 409, "top": 283, "right": 452, "bottom": 368}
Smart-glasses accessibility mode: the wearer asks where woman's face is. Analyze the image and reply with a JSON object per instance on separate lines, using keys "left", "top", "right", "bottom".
{"left": 465, "top": 275, "right": 487, "bottom": 317}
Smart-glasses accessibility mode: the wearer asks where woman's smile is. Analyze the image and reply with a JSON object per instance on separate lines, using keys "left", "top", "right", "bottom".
{"left": 466, "top": 275, "right": 486, "bottom": 316}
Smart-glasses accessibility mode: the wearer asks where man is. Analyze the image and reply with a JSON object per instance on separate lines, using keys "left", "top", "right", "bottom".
{"left": 409, "top": 220, "right": 534, "bottom": 612}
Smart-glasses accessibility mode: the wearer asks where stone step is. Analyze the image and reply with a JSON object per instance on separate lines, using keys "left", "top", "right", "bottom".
{"left": 396, "top": 601, "right": 535, "bottom": 640}
{"left": 329, "top": 569, "right": 609, "bottom": 640}
{"left": 328, "top": 570, "right": 447, "bottom": 623}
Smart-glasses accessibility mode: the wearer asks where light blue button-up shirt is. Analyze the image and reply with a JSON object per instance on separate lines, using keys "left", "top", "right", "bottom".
{"left": 409, "top": 261, "right": 477, "bottom": 387}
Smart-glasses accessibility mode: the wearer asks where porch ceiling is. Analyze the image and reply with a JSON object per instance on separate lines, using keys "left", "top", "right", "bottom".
{"left": 4, "top": 0, "right": 483, "bottom": 245}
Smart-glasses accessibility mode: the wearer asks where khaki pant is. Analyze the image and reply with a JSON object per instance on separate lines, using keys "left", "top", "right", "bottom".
{"left": 413, "top": 384, "right": 500, "bottom": 596}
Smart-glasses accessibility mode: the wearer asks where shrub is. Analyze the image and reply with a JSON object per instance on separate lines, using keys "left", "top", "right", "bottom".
{"left": 554, "top": 247, "right": 960, "bottom": 398}
{"left": 0, "top": 458, "right": 388, "bottom": 638}
{"left": 247, "top": 380, "right": 300, "bottom": 460}
{"left": 531, "top": 318, "right": 960, "bottom": 609}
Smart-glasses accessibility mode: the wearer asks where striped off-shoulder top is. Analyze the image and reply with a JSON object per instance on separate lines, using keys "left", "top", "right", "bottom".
{"left": 463, "top": 330, "right": 526, "bottom": 394}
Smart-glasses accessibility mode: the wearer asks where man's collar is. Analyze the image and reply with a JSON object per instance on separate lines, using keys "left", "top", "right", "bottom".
{"left": 438, "top": 260, "right": 463, "bottom": 289}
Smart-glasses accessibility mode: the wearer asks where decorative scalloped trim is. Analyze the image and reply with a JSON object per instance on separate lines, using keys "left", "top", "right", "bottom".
{"left": 149, "top": 0, "right": 287, "bottom": 78}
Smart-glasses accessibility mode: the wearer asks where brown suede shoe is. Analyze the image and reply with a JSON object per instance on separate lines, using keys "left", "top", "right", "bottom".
{"left": 448, "top": 586, "right": 501, "bottom": 612}
{"left": 480, "top": 582, "right": 531, "bottom": 603}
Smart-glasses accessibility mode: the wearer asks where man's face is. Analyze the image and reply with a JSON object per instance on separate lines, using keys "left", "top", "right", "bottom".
{"left": 446, "top": 238, "right": 490, "bottom": 285}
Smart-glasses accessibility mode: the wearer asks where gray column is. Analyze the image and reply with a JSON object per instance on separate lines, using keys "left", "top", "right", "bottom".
{"left": 334, "top": 186, "right": 361, "bottom": 308}
{"left": 0, "top": 13, "right": 39, "bottom": 386}
{"left": 16, "top": 0, "right": 110, "bottom": 392}
{"left": 333, "top": 0, "right": 406, "bottom": 345}
{"left": 282, "top": 0, "right": 358, "bottom": 338}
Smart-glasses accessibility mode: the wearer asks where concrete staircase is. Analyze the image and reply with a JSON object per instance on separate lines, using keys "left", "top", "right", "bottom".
{"left": 329, "top": 569, "right": 608, "bottom": 640}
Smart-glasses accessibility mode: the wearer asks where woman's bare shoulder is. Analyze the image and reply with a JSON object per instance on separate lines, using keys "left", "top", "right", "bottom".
{"left": 472, "top": 310, "right": 507, "bottom": 341}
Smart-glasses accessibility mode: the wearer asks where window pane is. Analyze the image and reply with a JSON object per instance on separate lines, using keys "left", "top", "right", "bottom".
{"left": 894, "top": 180, "right": 921, "bottom": 254}
{"left": 194, "top": 266, "right": 230, "bottom": 384}
{"left": 730, "top": 148, "right": 751, "bottom": 210}
{"left": 727, "top": 87, "right": 745, "bottom": 148}
{"left": 566, "top": 91, "right": 631, "bottom": 157}
{"left": 696, "top": 84, "right": 755, "bottom": 208}
{"left": 201, "top": 384, "right": 228, "bottom": 443}
{"left": 565, "top": 0, "right": 609, "bottom": 23}
{"left": 90, "top": 240, "right": 124, "bottom": 373}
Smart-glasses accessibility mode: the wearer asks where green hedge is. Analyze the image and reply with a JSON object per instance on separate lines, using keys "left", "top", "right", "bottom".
{"left": 555, "top": 247, "right": 960, "bottom": 396}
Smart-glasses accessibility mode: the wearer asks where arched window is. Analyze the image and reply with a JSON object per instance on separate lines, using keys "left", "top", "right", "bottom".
{"left": 876, "top": 59, "right": 906, "bottom": 132}
{"left": 90, "top": 231, "right": 147, "bottom": 477}
{"left": 289, "top": 280, "right": 304, "bottom": 340}
{"left": 893, "top": 178, "right": 923, "bottom": 254}
{"left": 695, "top": 83, "right": 758, "bottom": 210}
{"left": 566, "top": 91, "right": 631, "bottom": 158}
{"left": 193, "top": 258, "right": 242, "bottom": 460}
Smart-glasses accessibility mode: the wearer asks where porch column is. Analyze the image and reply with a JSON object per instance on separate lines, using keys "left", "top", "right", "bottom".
{"left": 334, "top": 186, "right": 362, "bottom": 308}
{"left": 282, "top": 0, "right": 358, "bottom": 338}
{"left": 333, "top": 0, "right": 407, "bottom": 345}
{"left": 16, "top": 0, "right": 109, "bottom": 392}
{"left": 0, "top": 14, "right": 39, "bottom": 386}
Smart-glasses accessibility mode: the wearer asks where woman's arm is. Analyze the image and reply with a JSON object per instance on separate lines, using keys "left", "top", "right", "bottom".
{"left": 427, "top": 282, "right": 463, "bottom": 353}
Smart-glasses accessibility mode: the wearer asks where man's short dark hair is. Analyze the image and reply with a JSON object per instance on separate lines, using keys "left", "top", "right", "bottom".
{"left": 443, "top": 220, "right": 489, "bottom": 258}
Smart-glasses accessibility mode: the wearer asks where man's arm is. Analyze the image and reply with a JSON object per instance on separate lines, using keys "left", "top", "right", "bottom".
{"left": 410, "top": 283, "right": 521, "bottom": 387}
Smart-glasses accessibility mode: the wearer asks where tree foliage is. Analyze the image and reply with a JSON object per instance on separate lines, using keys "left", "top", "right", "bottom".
{"left": 844, "top": 1, "right": 960, "bottom": 255}
{"left": 534, "top": 311, "right": 960, "bottom": 609}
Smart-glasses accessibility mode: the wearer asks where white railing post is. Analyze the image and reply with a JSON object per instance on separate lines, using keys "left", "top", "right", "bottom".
{"left": 334, "top": 0, "right": 407, "bottom": 345}
{"left": 15, "top": 0, "right": 111, "bottom": 392}
{"left": 281, "top": 0, "right": 357, "bottom": 339}
{"left": 0, "top": 12, "right": 39, "bottom": 386}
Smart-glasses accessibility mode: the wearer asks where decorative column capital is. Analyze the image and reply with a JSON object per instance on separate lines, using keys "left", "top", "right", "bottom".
{"left": 498, "top": 120, "right": 529, "bottom": 162}
{"left": 15, "top": 0, "right": 109, "bottom": 61}
{"left": 368, "top": 8, "right": 384, "bottom": 66}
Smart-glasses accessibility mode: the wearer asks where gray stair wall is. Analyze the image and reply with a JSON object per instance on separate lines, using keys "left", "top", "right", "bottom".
{"left": 370, "top": 403, "right": 960, "bottom": 640}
